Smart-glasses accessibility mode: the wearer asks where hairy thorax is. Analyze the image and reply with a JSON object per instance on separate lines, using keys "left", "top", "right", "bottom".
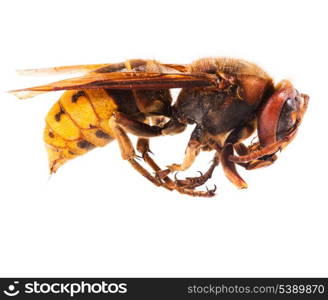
{"left": 174, "top": 57, "right": 273, "bottom": 138}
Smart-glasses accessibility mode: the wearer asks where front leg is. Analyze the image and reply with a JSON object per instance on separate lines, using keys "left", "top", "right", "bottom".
{"left": 220, "top": 144, "right": 248, "bottom": 189}
{"left": 230, "top": 117, "right": 301, "bottom": 166}
{"left": 234, "top": 143, "right": 277, "bottom": 170}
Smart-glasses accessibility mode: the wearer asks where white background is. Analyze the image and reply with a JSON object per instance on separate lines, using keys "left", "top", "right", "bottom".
{"left": 0, "top": 0, "right": 327, "bottom": 277}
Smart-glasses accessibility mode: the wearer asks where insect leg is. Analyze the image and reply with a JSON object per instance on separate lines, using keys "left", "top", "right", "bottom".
{"left": 110, "top": 116, "right": 216, "bottom": 196}
{"left": 161, "top": 119, "right": 187, "bottom": 135}
{"left": 174, "top": 152, "right": 220, "bottom": 189}
{"left": 115, "top": 112, "right": 178, "bottom": 184}
{"left": 174, "top": 120, "right": 256, "bottom": 189}
{"left": 223, "top": 120, "right": 277, "bottom": 170}
{"left": 136, "top": 137, "right": 216, "bottom": 196}
{"left": 113, "top": 112, "right": 163, "bottom": 137}
{"left": 234, "top": 143, "right": 277, "bottom": 170}
{"left": 229, "top": 135, "right": 293, "bottom": 164}
{"left": 136, "top": 137, "right": 173, "bottom": 187}
{"left": 108, "top": 116, "right": 170, "bottom": 189}
{"left": 157, "top": 125, "right": 203, "bottom": 178}
{"left": 173, "top": 185, "right": 217, "bottom": 197}
{"left": 229, "top": 116, "right": 301, "bottom": 164}
{"left": 115, "top": 112, "right": 198, "bottom": 183}
{"left": 219, "top": 144, "right": 248, "bottom": 189}
{"left": 114, "top": 112, "right": 187, "bottom": 138}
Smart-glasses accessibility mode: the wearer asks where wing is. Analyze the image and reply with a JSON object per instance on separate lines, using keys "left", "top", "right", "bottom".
{"left": 16, "top": 63, "right": 110, "bottom": 76}
{"left": 16, "top": 62, "right": 189, "bottom": 76}
{"left": 10, "top": 71, "right": 217, "bottom": 99}
{"left": 162, "top": 64, "right": 188, "bottom": 72}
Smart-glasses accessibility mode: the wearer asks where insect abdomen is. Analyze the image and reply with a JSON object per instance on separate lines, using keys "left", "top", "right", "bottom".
{"left": 44, "top": 89, "right": 117, "bottom": 173}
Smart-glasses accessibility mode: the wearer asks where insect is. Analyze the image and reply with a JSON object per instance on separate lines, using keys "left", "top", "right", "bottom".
{"left": 10, "top": 57, "right": 309, "bottom": 197}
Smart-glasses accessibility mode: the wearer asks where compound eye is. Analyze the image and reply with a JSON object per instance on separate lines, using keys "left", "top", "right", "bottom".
{"left": 276, "top": 97, "right": 299, "bottom": 140}
{"left": 258, "top": 80, "right": 298, "bottom": 147}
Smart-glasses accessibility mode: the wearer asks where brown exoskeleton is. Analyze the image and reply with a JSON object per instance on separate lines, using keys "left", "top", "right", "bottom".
{"left": 11, "top": 57, "right": 309, "bottom": 197}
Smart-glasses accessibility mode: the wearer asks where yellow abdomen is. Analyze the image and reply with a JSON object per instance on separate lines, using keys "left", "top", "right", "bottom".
{"left": 44, "top": 89, "right": 117, "bottom": 173}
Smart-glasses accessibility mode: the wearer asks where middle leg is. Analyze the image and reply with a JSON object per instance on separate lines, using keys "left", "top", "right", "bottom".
{"left": 110, "top": 115, "right": 216, "bottom": 197}
{"left": 156, "top": 125, "right": 203, "bottom": 179}
{"left": 174, "top": 151, "right": 220, "bottom": 189}
{"left": 137, "top": 137, "right": 217, "bottom": 196}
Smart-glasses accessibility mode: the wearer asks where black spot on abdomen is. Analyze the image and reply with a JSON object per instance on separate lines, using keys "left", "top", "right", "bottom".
{"left": 71, "top": 91, "right": 86, "bottom": 103}
{"left": 95, "top": 130, "right": 111, "bottom": 139}
{"left": 77, "top": 140, "right": 95, "bottom": 150}
{"left": 54, "top": 108, "right": 65, "bottom": 122}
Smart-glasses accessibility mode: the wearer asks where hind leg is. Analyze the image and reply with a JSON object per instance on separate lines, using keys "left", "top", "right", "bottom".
{"left": 136, "top": 137, "right": 174, "bottom": 187}
{"left": 108, "top": 116, "right": 168, "bottom": 189}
